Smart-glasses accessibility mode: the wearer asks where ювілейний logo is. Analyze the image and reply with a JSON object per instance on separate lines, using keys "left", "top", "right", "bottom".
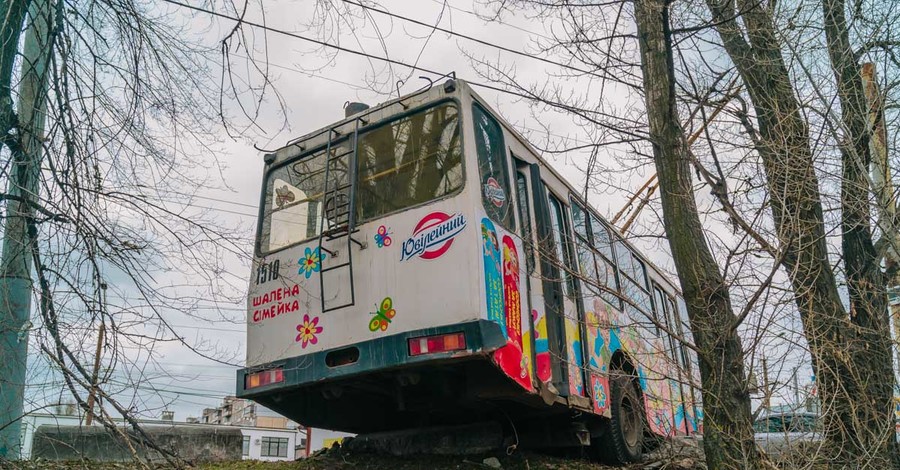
{"left": 400, "top": 212, "right": 467, "bottom": 261}
{"left": 483, "top": 177, "right": 506, "bottom": 208}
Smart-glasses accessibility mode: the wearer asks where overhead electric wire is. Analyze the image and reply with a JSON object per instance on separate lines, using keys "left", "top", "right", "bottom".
{"left": 162, "top": 0, "right": 447, "bottom": 78}
{"left": 341, "top": 0, "right": 605, "bottom": 80}
{"left": 424, "top": 0, "right": 554, "bottom": 41}
{"left": 160, "top": 0, "right": 640, "bottom": 138}
{"left": 224, "top": 52, "right": 596, "bottom": 146}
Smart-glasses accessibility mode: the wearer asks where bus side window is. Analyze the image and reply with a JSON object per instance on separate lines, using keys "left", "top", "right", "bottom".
{"left": 571, "top": 201, "right": 599, "bottom": 296}
{"left": 570, "top": 199, "right": 619, "bottom": 307}
{"left": 665, "top": 294, "right": 690, "bottom": 369}
{"left": 571, "top": 200, "right": 590, "bottom": 240}
{"left": 675, "top": 295, "right": 695, "bottom": 372}
{"left": 515, "top": 172, "right": 535, "bottom": 274}
{"left": 595, "top": 254, "right": 620, "bottom": 309}
{"left": 473, "top": 102, "right": 515, "bottom": 231}
{"left": 585, "top": 213, "right": 620, "bottom": 309}
{"left": 652, "top": 286, "right": 667, "bottom": 337}
{"left": 590, "top": 215, "right": 615, "bottom": 261}
{"left": 547, "top": 194, "right": 575, "bottom": 298}
{"left": 616, "top": 240, "right": 652, "bottom": 325}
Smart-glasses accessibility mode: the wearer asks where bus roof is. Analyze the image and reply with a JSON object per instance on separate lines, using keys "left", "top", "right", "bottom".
{"left": 265, "top": 78, "right": 682, "bottom": 298}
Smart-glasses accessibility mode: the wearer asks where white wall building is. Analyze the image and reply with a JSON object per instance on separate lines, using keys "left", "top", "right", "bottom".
{"left": 239, "top": 425, "right": 300, "bottom": 461}
{"left": 19, "top": 411, "right": 302, "bottom": 462}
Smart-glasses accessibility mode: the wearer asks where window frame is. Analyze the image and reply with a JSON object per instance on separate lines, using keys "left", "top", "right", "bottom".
{"left": 589, "top": 214, "right": 615, "bottom": 261}
{"left": 652, "top": 285, "right": 668, "bottom": 337}
{"left": 242, "top": 435, "right": 250, "bottom": 457}
{"left": 260, "top": 436, "right": 290, "bottom": 458}
{"left": 515, "top": 169, "right": 536, "bottom": 274}
{"left": 615, "top": 236, "right": 654, "bottom": 320}
{"left": 547, "top": 192, "right": 576, "bottom": 299}
{"left": 569, "top": 197, "right": 621, "bottom": 309}
{"left": 472, "top": 100, "right": 516, "bottom": 231}
{"left": 256, "top": 98, "right": 465, "bottom": 257}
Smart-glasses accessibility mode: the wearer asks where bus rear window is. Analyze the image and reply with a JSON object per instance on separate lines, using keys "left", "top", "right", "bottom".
{"left": 259, "top": 102, "right": 462, "bottom": 254}
{"left": 357, "top": 103, "right": 462, "bottom": 221}
{"left": 261, "top": 151, "right": 331, "bottom": 253}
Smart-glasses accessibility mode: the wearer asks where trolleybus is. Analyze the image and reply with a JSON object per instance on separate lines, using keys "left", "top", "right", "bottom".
{"left": 236, "top": 78, "right": 701, "bottom": 463}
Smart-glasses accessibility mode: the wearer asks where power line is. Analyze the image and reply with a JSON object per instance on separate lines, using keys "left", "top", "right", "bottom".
{"left": 157, "top": 191, "right": 261, "bottom": 210}
{"left": 162, "top": 0, "right": 448, "bottom": 78}
{"left": 224, "top": 52, "right": 596, "bottom": 146}
{"left": 162, "top": 0, "right": 619, "bottom": 140}
{"left": 163, "top": 323, "right": 244, "bottom": 333}
{"left": 343, "top": 0, "right": 605, "bottom": 81}
{"left": 424, "top": 0, "right": 553, "bottom": 41}
{"left": 152, "top": 198, "right": 258, "bottom": 218}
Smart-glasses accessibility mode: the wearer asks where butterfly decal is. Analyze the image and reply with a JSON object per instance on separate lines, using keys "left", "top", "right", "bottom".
{"left": 368, "top": 297, "right": 396, "bottom": 332}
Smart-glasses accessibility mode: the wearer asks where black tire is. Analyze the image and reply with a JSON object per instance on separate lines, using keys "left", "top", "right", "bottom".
{"left": 601, "top": 373, "right": 645, "bottom": 464}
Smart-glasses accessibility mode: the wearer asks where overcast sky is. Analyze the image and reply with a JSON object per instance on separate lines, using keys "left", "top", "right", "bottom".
{"left": 24, "top": 0, "right": 814, "bottom": 424}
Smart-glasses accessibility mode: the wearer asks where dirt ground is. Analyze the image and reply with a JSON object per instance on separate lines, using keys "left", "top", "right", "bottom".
{"left": 3, "top": 447, "right": 703, "bottom": 470}
{"left": 201, "top": 451, "right": 694, "bottom": 470}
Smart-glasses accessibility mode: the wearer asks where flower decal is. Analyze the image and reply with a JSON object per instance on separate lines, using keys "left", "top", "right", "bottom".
{"left": 299, "top": 247, "right": 325, "bottom": 279}
{"left": 296, "top": 314, "right": 323, "bottom": 348}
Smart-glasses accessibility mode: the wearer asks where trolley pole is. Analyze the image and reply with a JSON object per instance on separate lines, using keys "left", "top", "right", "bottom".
{"left": 0, "top": 0, "right": 53, "bottom": 459}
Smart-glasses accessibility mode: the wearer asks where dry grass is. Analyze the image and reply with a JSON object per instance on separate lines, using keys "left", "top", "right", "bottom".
{"left": 2, "top": 450, "right": 703, "bottom": 470}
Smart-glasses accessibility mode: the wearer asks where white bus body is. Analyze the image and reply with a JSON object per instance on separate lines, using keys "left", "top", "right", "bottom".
{"left": 237, "top": 79, "right": 701, "bottom": 462}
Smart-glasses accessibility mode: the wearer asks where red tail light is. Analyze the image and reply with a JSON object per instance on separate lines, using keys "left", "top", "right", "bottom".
{"left": 408, "top": 332, "right": 466, "bottom": 356}
{"left": 245, "top": 367, "right": 284, "bottom": 389}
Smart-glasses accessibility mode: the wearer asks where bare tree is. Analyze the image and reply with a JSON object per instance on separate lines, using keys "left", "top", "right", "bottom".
{"left": 0, "top": 0, "right": 278, "bottom": 463}
{"left": 633, "top": 0, "right": 765, "bottom": 467}
{"left": 702, "top": 0, "right": 898, "bottom": 465}
{"left": 458, "top": 0, "right": 900, "bottom": 467}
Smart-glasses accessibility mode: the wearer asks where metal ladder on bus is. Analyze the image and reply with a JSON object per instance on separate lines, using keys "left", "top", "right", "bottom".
{"left": 317, "top": 118, "right": 364, "bottom": 313}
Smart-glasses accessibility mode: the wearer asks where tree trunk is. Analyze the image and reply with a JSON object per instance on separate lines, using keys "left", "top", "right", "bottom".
{"left": 704, "top": 0, "right": 896, "bottom": 465}
{"left": 633, "top": 1, "right": 763, "bottom": 468}
{"left": 0, "top": 0, "right": 30, "bottom": 137}
{"left": 822, "top": 0, "right": 898, "bottom": 464}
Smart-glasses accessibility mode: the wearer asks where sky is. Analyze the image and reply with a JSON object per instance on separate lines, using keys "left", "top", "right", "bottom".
{"left": 21, "top": 0, "right": 819, "bottom": 424}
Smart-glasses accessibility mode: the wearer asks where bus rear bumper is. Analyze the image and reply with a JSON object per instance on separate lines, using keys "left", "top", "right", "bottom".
{"left": 235, "top": 319, "right": 507, "bottom": 399}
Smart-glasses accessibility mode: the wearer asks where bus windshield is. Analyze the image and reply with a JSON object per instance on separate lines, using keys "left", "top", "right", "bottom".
{"left": 259, "top": 102, "right": 463, "bottom": 254}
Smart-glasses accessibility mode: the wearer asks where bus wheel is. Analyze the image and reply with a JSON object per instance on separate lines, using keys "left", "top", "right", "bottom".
{"left": 602, "top": 374, "right": 645, "bottom": 464}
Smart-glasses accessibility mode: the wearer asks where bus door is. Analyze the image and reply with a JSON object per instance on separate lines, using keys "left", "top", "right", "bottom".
{"left": 675, "top": 295, "right": 701, "bottom": 433}
{"left": 527, "top": 165, "right": 585, "bottom": 399}
{"left": 524, "top": 163, "right": 570, "bottom": 397}
{"left": 512, "top": 159, "right": 541, "bottom": 390}
{"left": 653, "top": 284, "right": 688, "bottom": 436}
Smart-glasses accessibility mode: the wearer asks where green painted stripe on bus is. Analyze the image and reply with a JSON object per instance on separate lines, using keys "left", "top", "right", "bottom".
{"left": 236, "top": 320, "right": 507, "bottom": 397}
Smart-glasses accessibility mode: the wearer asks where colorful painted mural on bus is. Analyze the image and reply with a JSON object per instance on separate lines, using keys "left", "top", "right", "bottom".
{"left": 532, "top": 308, "right": 552, "bottom": 383}
{"left": 480, "top": 219, "right": 535, "bottom": 391}
{"left": 586, "top": 299, "right": 612, "bottom": 373}
{"left": 521, "top": 309, "right": 534, "bottom": 386}
{"left": 492, "top": 235, "right": 532, "bottom": 391}
{"left": 565, "top": 315, "right": 584, "bottom": 396}
{"left": 578, "top": 294, "right": 688, "bottom": 436}
{"left": 590, "top": 374, "right": 609, "bottom": 415}
{"left": 684, "top": 403, "right": 698, "bottom": 433}
{"left": 481, "top": 219, "right": 505, "bottom": 331}
{"left": 585, "top": 299, "right": 612, "bottom": 414}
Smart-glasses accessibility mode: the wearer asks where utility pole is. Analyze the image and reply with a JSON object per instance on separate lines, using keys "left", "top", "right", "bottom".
{"left": 861, "top": 64, "right": 900, "bottom": 383}
{"left": 84, "top": 322, "right": 105, "bottom": 426}
{"left": 0, "top": 0, "right": 54, "bottom": 459}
